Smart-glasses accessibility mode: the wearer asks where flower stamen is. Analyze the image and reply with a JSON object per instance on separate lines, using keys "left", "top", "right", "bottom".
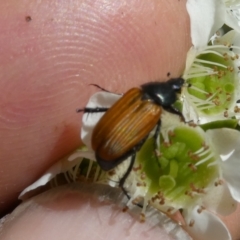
{"left": 189, "top": 219, "right": 195, "bottom": 227}
{"left": 197, "top": 206, "right": 205, "bottom": 214}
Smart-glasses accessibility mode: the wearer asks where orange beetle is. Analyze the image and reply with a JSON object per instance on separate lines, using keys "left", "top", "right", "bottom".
{"left": 78, "top": 78, "right": 185, "bottom": 193}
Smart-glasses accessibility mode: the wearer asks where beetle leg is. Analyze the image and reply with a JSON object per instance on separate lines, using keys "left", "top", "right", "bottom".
{"left": 152, "top": 120, "right": 162, "bottom": 167}
{"left": 153, "top": 119, "right": 161, "bottom": 151}
{"left": 119, "top": 153, "right": 136, "bottom": 197}
{"left": 164, "top": 106, "right": 185, "bottom": 122}
{"left": 76, "top": 107, "right": 109, "bottom": 113}
{"left": 119, "top": 153, "right": 146, "bottom": 209}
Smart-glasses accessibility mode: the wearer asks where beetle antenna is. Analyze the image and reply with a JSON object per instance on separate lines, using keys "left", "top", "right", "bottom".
{"left": 89, "top": 84, "right": 111, "bottom": 92}
{"left": 76, "top": 108, "right": 85, "bottom": 113}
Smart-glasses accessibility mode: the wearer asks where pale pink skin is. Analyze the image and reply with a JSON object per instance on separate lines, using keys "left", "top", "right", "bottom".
{"left": 0, "top": 0, "right": 239, "bottom": 239}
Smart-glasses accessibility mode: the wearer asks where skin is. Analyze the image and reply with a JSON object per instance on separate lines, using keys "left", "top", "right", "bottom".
{"left": 0, "top": 0, "right": 239, "bottom": 239}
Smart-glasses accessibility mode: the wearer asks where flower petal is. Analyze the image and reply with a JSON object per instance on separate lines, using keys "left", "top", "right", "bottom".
{"left": 203, "top": 181, "right": 237, "bottom": 216}
{"left": 221, "top": 154, "right": 240, "bottom": 202}
{"left": 230, "top": 29, "right": 240, "bottom": 50}
{"left": 207, "top": 128, "right": 240, "bottom": 202}
{"left": 81, "top": 91, "right": 121, "bottom": 148}
{"left": 186, "top": 0, "right": 225, "bottom": 48}
{"left": 206, "top": 128, "right": 239, "bottom": 157}
{"left": 183, "top": 206, "right": 231, "bottom": 240}
{"left": 19, "top": 161, "right": 61, "bottom": 200}
{"left": 68, "top": 150, "right": 95, "bottom": 162}
{"left": 224, "top": 5, "right": 240, "bottom": 32}
{"left": 19, "top": 150, "right": 93, "bottom": 200}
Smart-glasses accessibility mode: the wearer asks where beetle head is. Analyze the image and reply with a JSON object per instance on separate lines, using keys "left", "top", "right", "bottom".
{"left": 141, "top": 78, "right": 185, "bottom": 107}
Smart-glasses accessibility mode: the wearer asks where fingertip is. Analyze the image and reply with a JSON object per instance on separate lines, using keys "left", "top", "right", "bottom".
{"left": 1, "top": 183, "right": 188, "bottom": 240}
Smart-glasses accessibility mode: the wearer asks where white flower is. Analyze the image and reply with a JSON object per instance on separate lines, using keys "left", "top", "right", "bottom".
{"left": 182, "top": 30, "right": 240, "bottom": 124}
{"left": 73, "top": 92, "right": 240, "bottom": 239}
{"left": 108, "top": 113, "right": 240, "bottom": 240}
{"left": 185, "top": 0, "right": 240, "bottom": 81}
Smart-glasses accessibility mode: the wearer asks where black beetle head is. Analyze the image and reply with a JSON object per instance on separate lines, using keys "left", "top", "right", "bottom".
{"left": 141, "top": 78, "right": 185, "bottom": 107}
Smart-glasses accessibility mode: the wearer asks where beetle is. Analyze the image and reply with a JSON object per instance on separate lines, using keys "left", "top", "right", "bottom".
{"left": 77, "top": 78, "right": 185, "bottom": 195}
